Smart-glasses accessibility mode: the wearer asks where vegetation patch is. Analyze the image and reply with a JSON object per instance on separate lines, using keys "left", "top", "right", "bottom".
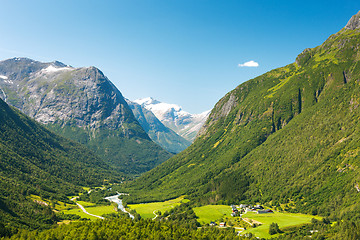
{"left": 242, "top": 211, "right": 321, "bottom": 238}
{"left": 193, "top": 205, "right": 231, "bottom": 225}
{"left": 85, "top": 205, "right": 117, "bottom": 216}
{"left": 127, "top": 196, "right": 188, "bottom": 219}
{"left": 61, "top": 208, "right": 97, "bottom": 220}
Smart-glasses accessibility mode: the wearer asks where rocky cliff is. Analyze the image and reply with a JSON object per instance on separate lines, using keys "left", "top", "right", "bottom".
{"left": 0, "top": 58, "right": 172, "bottom": 175}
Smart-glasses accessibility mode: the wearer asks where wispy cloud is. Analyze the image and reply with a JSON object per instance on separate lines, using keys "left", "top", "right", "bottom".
{"left": 238, "top": 60, "right": 259, "bottom": 67}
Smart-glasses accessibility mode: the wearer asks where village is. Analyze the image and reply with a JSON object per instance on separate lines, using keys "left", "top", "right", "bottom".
{"left": 209, "top": 204, "right": 274, "bottom": 228}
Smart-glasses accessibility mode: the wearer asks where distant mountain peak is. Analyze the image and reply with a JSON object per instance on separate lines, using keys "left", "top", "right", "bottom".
{"left": 51, "top": 60, "right": 69, "bottom": 68}
{"left": 133, "top": 97, "right": 210, "bottom": 142}
{"left": 11, "top": 57, "right": 34, "bottom": 62}
{"left": 345, "top": 10, "right": 360, "bottom": 30}
{"left": 134, "top": 97, "right": 161, "bottom": 105}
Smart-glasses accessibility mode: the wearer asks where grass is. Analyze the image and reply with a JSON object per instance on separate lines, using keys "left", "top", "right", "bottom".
{"left": 127, "top": 196, "right": 188, "bottom": 219}
{"left": 85, "top": 205, "right": 116, "bottom": 216}
{"left": 62, "top": 208, "right": 98, "bottom": 220}
{"left": 241, "top": 211, "right": 322, "bottom": 239}
{"left": 193, "top": 205, "right": 232, "bottom": 225}
{"left": 76, "top": 201, "right": 96, "bottom": 207}
{"left": 61, "top": 200, "right": 117, "bottom": 220}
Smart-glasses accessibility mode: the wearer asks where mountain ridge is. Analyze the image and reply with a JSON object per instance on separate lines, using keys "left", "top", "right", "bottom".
{"left": 123, "top": 11, "right": 360, "bottom": 220}
{"left": 0, "top": 58, "right": 172, "bottom": 175}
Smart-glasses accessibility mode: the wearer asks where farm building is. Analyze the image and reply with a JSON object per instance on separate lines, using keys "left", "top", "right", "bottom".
{"left": 257, "top": 209, "right": 273, "bottom": 214}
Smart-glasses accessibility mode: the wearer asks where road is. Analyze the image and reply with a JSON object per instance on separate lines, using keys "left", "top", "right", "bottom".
{"left": 152, "top": 210, "right": 158, "bottom": 220}
{"left": 70, "top": 197, "right": 104, "bottom": 220}
{"left": 75, "top": 202, "right": 104, "bottom": 219}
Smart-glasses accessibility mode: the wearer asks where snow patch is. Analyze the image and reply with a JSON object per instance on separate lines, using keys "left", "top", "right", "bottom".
{"left": 0, "top": 88, "right": 7, "bottom": 102}
{"left": 42, "top": 65, "right": 73, "bottom": 74}
{"left": 4, "top": 80, "right": 14, "bottom": 84}
{"left": 134, "top": 97, "right": 188, "bottom": 121}
{"left": 0, "top": 75, "right": 8, "bottom": 80}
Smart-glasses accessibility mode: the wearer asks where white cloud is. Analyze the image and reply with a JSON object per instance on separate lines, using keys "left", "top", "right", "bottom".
{"left": 238, "top": 60, "right": 259, "bottom": 67}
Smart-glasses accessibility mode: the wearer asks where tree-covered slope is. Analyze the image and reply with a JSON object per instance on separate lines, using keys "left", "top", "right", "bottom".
{"left": 0, "top": 97, "right": 120, "bottom": 230}
{"left": 123, "top": 11, "right": 360, "bottom": 217}
{"left": 0, "top": 58, "right": 172, "bottom": 175}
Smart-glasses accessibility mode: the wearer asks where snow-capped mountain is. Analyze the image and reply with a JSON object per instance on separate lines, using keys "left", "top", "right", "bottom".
{"left": 133, "top": 97, "right": 210, "bottom": 142}
{"left": 126, "top": 99, "right": 191, "bottom": 153}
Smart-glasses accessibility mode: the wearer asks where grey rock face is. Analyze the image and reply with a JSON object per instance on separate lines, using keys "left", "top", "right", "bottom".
{"left": 0, "top": 58, "right": 171, "bottom": 174}
{"left": 345, "top": 10, "right": 360, "bottom": 30}
{"left": 0, "top": 59, "right": 142, "bottom": 137}
{"left": 197, "top": 92, "right": 237, "bottom": 138}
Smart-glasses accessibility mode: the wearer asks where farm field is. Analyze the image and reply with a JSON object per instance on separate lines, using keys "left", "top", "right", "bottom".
{"left": 242, "top": 211, "right": 322, "bottom": 238}
{"left": 61, "top": 201, "right": 117, "bottom": 220}
{"left": 193, "top": 205, "right": 232, "bottom": 225}
{"left": 62, "top": 207, "right": 98, "bottom": 220}
{"left": 128, "top": 196, "right": 188, "bottom": 219}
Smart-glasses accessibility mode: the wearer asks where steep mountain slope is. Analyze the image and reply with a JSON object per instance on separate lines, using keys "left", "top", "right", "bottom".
{"left": 0, "top": 97, "right": 119, "bottom": 229}
{"left": 124, "top": 11, "right": 360, "bottom": 217}
{"left": 134, "top": 97, "right": 210, "bottom": 142}
{"left": 126, "top": 99, "right": 191, "bottom": 153}
{"left": 0, "top": 58, "right": 172, "bottom": 175}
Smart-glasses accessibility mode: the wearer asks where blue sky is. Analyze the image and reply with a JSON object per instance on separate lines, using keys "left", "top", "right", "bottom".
{"left": 0, "top": 1, "right": 359, "bottom": 113}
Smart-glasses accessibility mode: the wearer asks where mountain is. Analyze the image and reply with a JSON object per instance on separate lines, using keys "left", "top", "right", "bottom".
{"left": 126, "top": 99, "right": 191, "bottom": 153}
{"left": 0, "top": 58, "right": 172, "bottom": 175}
{"left": 133, "top": 97, "right": 210, "bottom": 142}
{"left": 0, "top": 97, "right": 120, "bottom": 230}
{"left": 124, "top": 10, "right": 360, "bottom": 219}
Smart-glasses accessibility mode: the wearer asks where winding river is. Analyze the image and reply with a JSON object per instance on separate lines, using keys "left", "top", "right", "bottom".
{"left": 105, "top": 193, "right": 134, "bottom": 219}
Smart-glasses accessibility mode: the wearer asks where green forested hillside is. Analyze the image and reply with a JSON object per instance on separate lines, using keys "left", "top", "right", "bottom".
{"left": 0, "top": 98, "right": 120, "bottom": 231}
{"left": 123, "top": 15, "right": 360, "bottom": 219}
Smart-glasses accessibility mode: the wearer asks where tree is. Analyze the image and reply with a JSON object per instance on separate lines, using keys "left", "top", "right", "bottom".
{"left": 269, "top": 222, "right": 281, "bottom": 235}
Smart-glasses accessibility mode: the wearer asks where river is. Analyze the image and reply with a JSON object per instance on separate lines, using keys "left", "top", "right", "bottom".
{"left": 105, "top": 193, "right": 134, "bottom": 219}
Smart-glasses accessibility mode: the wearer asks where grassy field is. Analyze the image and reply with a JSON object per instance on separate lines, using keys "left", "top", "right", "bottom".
{"left": 76, "top": 201, "right": 96, "bottom": 207}
{"left": 85, "top": 205, "right": 116, "bottom": 216}
{"left": 193, "top": 205, "right": 232, "bottom": 225}
{"left": 128, "top": 196, "right": 189, "bottom": 219}
{"left": 61, "top": 201, "right": 116, "bottom": 220}
{"left": 62, "top": 208, "right": 98, "bottom": 220}
{"left": 242, "top": 211, "right": 322, "bottom": 238}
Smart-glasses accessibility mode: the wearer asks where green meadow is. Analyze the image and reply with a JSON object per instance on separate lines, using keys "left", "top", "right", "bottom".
{"left": 242, "top": 211, "right": 322, "bottom": 238}
{"left": 61, "top": 201, "right": 117, "bottom": 221}
{"left": 128, "top": 196, "right": 189, "bottom": 219}
{"left": 193, "top": 205, "right": 232, "bottom": 225}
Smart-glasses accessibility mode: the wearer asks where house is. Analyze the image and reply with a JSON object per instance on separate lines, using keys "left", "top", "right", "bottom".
{"left": 257, "top": 209, "right": 274, "bottom": 214}
{"left": 239, "top": 204, "right": 248, "bottom": 208}
{"left": 251, "top": 205, "right": 264, "bottom": 210}
{"left": 219, "top": 222, "right": 226, "bottom": 227}
{"left": 231, "top": 212, "right": 236, "bottom": 217}
{"left": 209, "top": 221, "right": 216, "bottom": 226}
